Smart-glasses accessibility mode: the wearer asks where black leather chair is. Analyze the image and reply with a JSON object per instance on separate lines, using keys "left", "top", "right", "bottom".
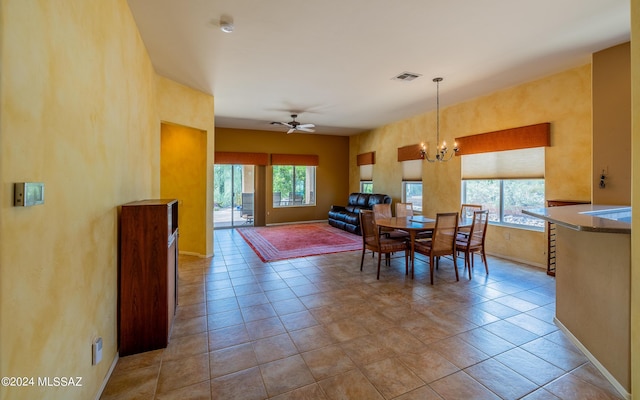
{"left": 328, "top": 193, "right": 391, "bottom": 235}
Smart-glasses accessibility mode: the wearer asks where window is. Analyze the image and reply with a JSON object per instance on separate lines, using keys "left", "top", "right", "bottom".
{"left": 360, "top": 181, "right": 373, "bottom": 193}
{"left": 402, "top": 182, "right": 422, "bottom": 213}
{"left": 272, "top": 165, "right": 316, "bottom": 207}
{"left": 460, "top": 144, "right": 546, "bottom": 230}
{"left": 462, "top": 179, "right": 545, "bottom": 229}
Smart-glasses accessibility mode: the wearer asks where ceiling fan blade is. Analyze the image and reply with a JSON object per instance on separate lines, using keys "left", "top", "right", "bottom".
{"left": 287, "top": 128, "right": 296, "bottom": 134}
{"left": 296, "top": 127, "right": 315, "bottom": 132}
{"left": 297, "top": 123, "right": 315, "bottom": 129}
{"left": 271, "top": 121, "right": 294, "bottom": 128}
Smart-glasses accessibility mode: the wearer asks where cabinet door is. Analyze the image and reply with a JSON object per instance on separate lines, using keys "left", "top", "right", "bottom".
{"left": 119, "top": 200, "right": 178, "bottom": 356}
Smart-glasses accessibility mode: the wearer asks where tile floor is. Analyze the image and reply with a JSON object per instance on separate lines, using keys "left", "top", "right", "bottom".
{"left": 101, "top": 228, "right": 624, "bottom": 400}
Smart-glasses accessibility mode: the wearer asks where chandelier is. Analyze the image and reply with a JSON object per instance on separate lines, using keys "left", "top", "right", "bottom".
{"left": 421, "top": 77, "right": 459, "bottom": 162}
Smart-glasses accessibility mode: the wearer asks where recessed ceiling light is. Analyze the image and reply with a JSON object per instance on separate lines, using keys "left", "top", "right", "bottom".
{"left": 220, "top": 16, "right": 234, "bottom": 33}
{"left": 220, "top": 22, "right": 233, "bottom": 33}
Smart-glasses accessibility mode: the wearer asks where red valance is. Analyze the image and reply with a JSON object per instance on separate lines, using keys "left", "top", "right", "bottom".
{"left": 397, "top": 144, "right": 424, "bottom": 162}
{"left": 271, "top": 153, "right": 319, "bottom": 166}
{"left": 357, "top": 152, "right": 375, "bottom": 166}
{"left": 214, "top": 152, "right": 269, "bottom": 165}
{"left": 455, "top": 123, "right": 550, "bottom": 155}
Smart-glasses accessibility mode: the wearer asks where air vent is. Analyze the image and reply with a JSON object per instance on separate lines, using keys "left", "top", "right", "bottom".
{"left": 392, "top": 72, "right": 422, "bottom": 82}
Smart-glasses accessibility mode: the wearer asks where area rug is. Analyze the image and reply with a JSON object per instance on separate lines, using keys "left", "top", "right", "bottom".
{"left": 236, "top": 222, "right": 362, "bottom": 262}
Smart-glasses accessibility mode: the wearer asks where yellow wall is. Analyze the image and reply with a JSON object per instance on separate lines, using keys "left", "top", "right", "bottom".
{"left": 593, "top": 42, "right": 631, "bottom": 205}
{"left": 0, "top": 1, "right": 214, "bottom": 399}
{"left": 0, "top": 1, "right": 156, "bottom": 399}
{"left": 215, "top": 128, "right": 349, "bottom": 225}
{"left": 161, "top": 124, "right": 207, "bottom": 256}
{"left": 351, "top": 65, "right": 593, "bottom": 267}
{"left": 630, "top": 0, "right": 639, "bottom": 395}
{"left": 0, "top": 0, "right": 636, "bottom": 396}
{"left": 156, "top": 77, "right": 215, "bottom": 257}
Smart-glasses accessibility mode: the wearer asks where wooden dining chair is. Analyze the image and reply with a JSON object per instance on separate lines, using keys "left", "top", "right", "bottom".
{"left": 359, "top": 210, "right": 409, "bottom": 279}
{"left": 413, "top": 212, "right": 459, "bottom": 284}
{"left": 395, "top": 202, "right": 431, "bottom": 239}
{"left": 372, "top": 203, "right": 407, "bottom": 239}
{"left": 372, "top": 203, "right": 392, "bottom": 220}
{"left": 460, "top": 203, "right": 482, "bottom": 219}
{"left": 456, "top": 209, "right": 489, "bottom": 278}
{"left": 396, "top": 203, "right": 414, "bottom": 218}
{"left": 459, "top": 204, "right": 483, "bottom": 234}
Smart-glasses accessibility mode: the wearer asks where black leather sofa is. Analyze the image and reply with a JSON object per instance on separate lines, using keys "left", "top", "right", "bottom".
{"left": 328, "top": 193, "right": 392, "bottom": 235}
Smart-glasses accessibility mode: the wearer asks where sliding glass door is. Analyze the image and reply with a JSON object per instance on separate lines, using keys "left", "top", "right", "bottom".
{"left": 213, "top": 164, "right": 254, "bottom": 228}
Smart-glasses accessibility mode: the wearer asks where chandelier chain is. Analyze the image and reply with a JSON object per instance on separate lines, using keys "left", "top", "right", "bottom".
{"left": 422, "top": 76, "right": 458, "bottom": 162}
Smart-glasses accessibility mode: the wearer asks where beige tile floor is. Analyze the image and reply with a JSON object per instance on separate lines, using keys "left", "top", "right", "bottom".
{"left": 101, "top": 228, "right": 625, "bottom": 400}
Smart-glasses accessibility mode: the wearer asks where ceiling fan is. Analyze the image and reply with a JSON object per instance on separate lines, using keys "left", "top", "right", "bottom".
{"left": 270, "top": 114, "right": 315, "bottom": 134}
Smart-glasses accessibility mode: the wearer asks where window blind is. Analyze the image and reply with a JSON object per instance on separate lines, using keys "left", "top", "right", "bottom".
{"left": 402, "top": 159, "right": 423, "bottom": 181}
{"left": 360, "top": 164, "right": 373, "bottom": 181}
{"left": 461, "top": 147, "right": 545, "bottom": 179}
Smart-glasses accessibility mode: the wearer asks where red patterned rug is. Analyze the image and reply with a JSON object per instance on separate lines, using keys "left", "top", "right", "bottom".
{"left": 237, "top": 222, "right": 362, "bottom": 262}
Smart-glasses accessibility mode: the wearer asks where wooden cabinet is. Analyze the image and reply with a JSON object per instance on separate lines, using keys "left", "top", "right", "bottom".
{"left": 119, "top": 199, "right": 178, "bottom": 356}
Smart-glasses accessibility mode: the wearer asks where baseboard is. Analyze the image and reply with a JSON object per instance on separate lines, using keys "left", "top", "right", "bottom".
{"left": 554, "top": 318, "right": 630, "bottom": 400}
{"left": 485, "top": 251, "right": 546, "bottom": 270}
{"left": 95, "top": 353, "right": 119, "bottom": 400}
{"left": 266, "top": 219, "right": 328, "bottom": 227}
{"left": 179, "top": 250, "right": 210, "bottom": 258}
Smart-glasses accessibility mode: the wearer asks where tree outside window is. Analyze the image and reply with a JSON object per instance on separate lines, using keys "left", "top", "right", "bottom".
{"left": 462, "top": 179, "right": 544, "bottom": 229}
{"left": 360, "top": 181, "right": 373, "bottom": 193}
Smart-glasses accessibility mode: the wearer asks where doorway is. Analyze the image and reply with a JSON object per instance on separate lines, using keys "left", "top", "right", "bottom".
{"left": 214, "top": 164, "right": 255, "bottom": 228}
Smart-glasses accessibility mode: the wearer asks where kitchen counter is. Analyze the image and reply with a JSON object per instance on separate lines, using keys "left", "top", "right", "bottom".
{"left": 523, "top": 204, "right": 631, "bottom": 398}
{"left": 523, "top": 204, "right": 630, "bottom": 233}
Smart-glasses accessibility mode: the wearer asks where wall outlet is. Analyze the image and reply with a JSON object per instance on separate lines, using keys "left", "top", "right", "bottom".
{"left": 92, "top": 337, "right": 103, "bottom": 365}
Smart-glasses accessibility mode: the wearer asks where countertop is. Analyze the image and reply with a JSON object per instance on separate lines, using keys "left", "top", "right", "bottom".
{"left": 523, "top": 204, "right": 631, "bottom": 234}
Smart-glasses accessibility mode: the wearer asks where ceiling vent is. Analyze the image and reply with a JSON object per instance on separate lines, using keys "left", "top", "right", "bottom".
{"left": 392, "top": 72, "right": 422, "bottom": 82}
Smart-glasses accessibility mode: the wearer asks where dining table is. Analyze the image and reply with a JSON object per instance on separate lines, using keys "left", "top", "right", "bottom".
{"left": 374, "top": 215, "right": 471, "bottom": 278}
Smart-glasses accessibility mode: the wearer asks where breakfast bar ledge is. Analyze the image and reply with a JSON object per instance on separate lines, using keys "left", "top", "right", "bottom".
{"left": 523, "top": 204, "right": 631, "bottom": 399}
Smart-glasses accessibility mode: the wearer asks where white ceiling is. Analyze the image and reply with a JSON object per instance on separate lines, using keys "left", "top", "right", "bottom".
{"left": 127, "top": 0, "right": 629, "bottom": 136}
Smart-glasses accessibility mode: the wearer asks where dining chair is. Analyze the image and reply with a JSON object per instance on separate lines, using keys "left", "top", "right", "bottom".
{"left": 460, "top": 203, "right": 483, "bottom": 220}
{"left": 456, "top": 209, "right": 489, "bottom": 278}
{"left": 372, "top": 203, "right": 407, "bottom": 239}
{"left": 396, "top": 202, "right": 433, "bottom": 239}
{"left": 359, "top": 210, "right": 409, "bottom": 279}
{"left": 372, "top": 203, "right": 392, "bottom": 219}
{"left": 459, "top": 204, "right": 483, "bottom": 234}
{"left": 413, "top": 212, "right": 459, "bottom": 284}
{"left": 396, "top": 203, "right": 414, "bottom": 218}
